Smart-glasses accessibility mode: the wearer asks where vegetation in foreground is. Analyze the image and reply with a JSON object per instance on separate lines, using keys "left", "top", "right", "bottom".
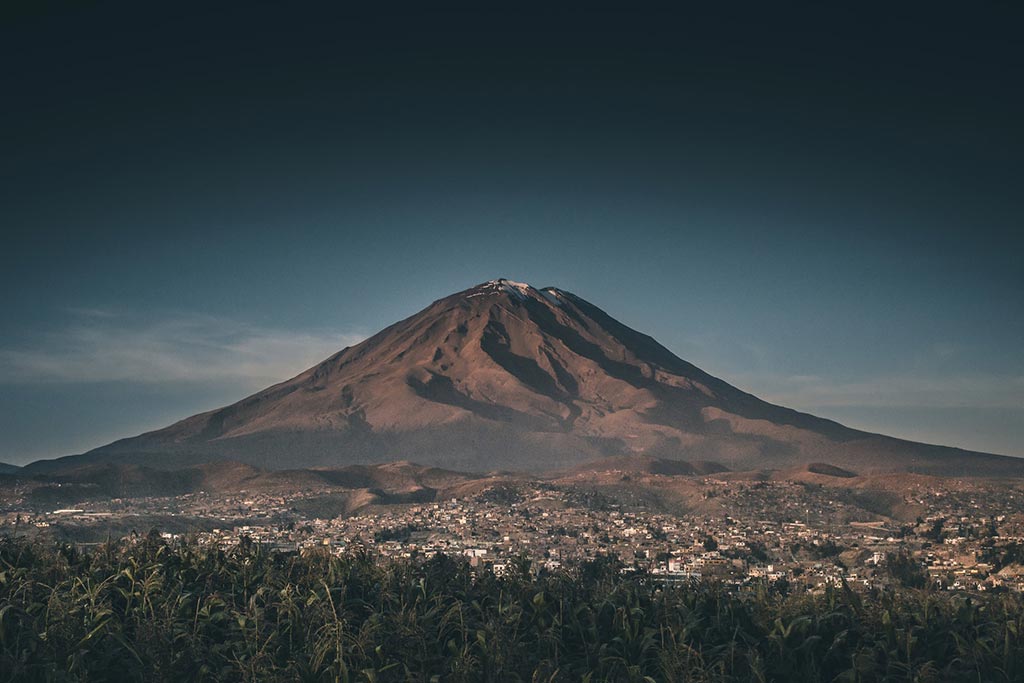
{"left": 2, "top": 534, "right": 1024, "bottom": 682}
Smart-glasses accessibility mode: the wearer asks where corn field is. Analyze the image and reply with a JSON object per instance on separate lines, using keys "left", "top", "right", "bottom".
{"left": 2, "top": 533, "right": 1024, "bottom": 682}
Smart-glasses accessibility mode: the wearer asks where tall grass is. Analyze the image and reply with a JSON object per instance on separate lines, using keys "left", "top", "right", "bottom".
{"left": 2, "top": 533, "right": 1023, "bottom": 682}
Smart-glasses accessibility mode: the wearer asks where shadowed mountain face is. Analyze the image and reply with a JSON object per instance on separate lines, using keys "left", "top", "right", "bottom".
{"left": 27, "top": 280, "right": 1024, "bottom": 476}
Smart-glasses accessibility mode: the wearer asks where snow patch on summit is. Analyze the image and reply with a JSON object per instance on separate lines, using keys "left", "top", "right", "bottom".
{"left": 540, "top": 288, "right": 564, "bottom": 307}
{"left": 480, "top": 279, "right": 534, "bottom": 301}
{"left": 470, "top": 280, "right": 570, "bottom": 308}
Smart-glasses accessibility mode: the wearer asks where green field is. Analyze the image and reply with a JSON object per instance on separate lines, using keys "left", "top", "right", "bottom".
{"left": 2, "top": 534, "right": 1023, "bottom": 682}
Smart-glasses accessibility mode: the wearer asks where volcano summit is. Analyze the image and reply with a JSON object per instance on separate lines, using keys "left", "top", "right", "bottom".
{"left": 29, "top": 280, "right": 1023, "bottom": 477}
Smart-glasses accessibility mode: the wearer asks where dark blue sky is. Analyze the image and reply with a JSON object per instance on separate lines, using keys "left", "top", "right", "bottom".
{"left": 2, "top": 3, "right": 1021, "bottom": 464}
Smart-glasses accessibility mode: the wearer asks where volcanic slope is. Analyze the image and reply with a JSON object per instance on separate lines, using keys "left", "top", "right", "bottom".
{"left": 28, "top": 280, "right": 1024, "bottom": 477}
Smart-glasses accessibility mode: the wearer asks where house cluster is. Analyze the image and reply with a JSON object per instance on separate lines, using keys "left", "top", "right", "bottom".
{"left": 4, "top": 471, "right": 1024, "bottom": 594}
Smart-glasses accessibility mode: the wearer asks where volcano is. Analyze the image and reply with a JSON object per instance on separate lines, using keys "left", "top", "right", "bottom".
{"left": 28, "top": 279, "right": 1023, "bottom": 476}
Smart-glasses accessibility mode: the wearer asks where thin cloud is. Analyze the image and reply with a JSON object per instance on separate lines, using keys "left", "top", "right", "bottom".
{"left": 734, "top": 372, "right": 1024, "bottom": 411}
{"left": 0, "top": 311, "right": 365, "bottom": 386}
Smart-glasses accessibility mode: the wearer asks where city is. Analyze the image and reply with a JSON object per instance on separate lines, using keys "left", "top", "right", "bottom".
{"left": 5, "top": 463, "right": 1024, "bottom": 594}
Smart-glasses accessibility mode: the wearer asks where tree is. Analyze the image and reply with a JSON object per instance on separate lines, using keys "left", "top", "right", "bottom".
{"left": 925, "top": 517, "right": 946, "bottom": 542}
{"left": 885, "top": 550, "right": 927, "bottom": 589}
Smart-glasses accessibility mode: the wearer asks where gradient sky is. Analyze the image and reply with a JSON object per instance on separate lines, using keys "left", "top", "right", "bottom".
{"left": 2, "top": 3, "right": 1022, "bottom": 464}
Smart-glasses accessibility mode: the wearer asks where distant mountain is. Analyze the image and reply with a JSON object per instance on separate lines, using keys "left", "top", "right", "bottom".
{"left": 26, "top": 279, "right": 1024, "bottom": 477}
{"left": 0, "top": 462, "right": 20, "bottom": 475}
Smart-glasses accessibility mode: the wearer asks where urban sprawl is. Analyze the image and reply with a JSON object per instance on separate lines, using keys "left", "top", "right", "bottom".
{"left": 5, "top": 472, "right": 1024, "bottom": 593}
